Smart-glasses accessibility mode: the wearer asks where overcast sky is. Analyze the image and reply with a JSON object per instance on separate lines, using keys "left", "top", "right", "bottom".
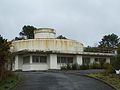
{"left": 0, "top": 0, "right": 120, "bottom": 46}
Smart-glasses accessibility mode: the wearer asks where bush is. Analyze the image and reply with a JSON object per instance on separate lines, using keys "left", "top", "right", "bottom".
{"left": 79, "top": 65, "right": 89, "bottom": 70}
{"left": 61, "top": 65, "right": 67, "bottom": 70}
{"left": 72, "top": 63, "right": 79, "bottom": 70}
{"left": 60, "top": 63, "right": 114, "bottom": 71}
{"left": 90, "top": 63, "right": 102, "bottom": 69}
{"left": 61, "top": 63, "right": 79, "bottom": 70}
{"left": 103, "top": 63, "right": 110, "bottom": 69}
{"left": 104, "top": 64, "right": 114, "bottom": 75}
{"left": 66, "top": 64, "right": 72, "bottom": 70}
{"left": 111, "top": 56, "right": 120, "bottom": 70}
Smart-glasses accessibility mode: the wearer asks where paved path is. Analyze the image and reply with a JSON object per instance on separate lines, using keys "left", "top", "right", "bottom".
{"left": 15, "top": 72, "right": 114, "bottom": 90}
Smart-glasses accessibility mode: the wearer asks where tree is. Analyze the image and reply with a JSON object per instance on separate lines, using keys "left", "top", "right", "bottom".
{"left": 99, "top": 33, "right": 120, "bottom": 48}
{"left": 0, "top": 35, "right": 11, "bottom": 82}
{"left": 112, "top": 46, "right": 120, "bottom": 70}
{"left": 19, "top": 25, "right": 36, "bottom": 39}
{"left": 56, "top": 35, "right": 67, "bottom": 39}
{"left": 84, "top": 46, "right": 99, "bottom": 52}
{"left": 15, "top": 36, "right": 25, "bottom": 40}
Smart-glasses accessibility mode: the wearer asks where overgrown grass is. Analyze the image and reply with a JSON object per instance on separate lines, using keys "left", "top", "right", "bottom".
{"left": 88, "top": 72, "right": 120, "bottom": 90}
{"left": 0, "top": 73, "right": 21, "bottom": 90}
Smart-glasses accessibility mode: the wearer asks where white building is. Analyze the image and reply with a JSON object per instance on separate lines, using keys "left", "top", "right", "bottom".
{"left": 11, "top": 28, "right": 115, "bottom": 71}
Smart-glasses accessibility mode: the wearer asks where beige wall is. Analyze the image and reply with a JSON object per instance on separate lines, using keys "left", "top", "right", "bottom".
{"left": 11, "top": 39, "right": 83, "bottom": 54}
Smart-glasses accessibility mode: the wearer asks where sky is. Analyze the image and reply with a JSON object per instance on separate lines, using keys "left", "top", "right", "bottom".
{"left": 0, "top": 0, "right": 120, "bottom": 46}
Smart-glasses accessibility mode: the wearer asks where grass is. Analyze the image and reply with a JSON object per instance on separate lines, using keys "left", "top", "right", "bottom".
{"left": 88, "top": 72, "right": 120, "bottom": 90}
{"left": 0, "top": 73, "right": 21, "bottom": 90}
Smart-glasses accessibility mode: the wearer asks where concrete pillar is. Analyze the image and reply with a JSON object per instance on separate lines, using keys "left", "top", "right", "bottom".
{"left": 15, "top": 55, "right": 19, "bottom": 70}
{"left": 49, "top": 54, "right": 57, "bottom": 69}
{"left": 74, "top": 55, "right": 82, "bottom": 65}
{"left": 90, "top": 57, "right": 95, "bottom": 64}
{"left": 30, "top": 55, "right": 32, "bottom": 64}
{"left": 106, "top": 57, "right": 110, "bottom": 63}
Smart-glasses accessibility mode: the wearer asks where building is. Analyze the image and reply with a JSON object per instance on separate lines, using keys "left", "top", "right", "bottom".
{"left": 11, "top": 28, "right": 115, "bottom": 71}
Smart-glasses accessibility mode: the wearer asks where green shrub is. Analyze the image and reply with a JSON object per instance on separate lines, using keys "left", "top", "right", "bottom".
{"left": 89, "top": 63, "right": 101, "bottom": 69}
{"left": 61, "top": 65, "right": 67, "bottom": 70}
{"left": 103, "top": 63, "right": 110, "bottom": 69}
{"left": 79, "top": 65, "right": 89, "bottom": 70}
{"left": 72, "top": 63, "right": 79, "bottom": 70}
{"left": 66, "top": 64, "right": 72, "bottom": 70}
{"left": 104, "top": 64, "right": 114, "bottom": 75}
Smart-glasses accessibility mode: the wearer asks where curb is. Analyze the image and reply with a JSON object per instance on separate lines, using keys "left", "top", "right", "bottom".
{"left": 83, "top": 75, "right": 117, "bottom": 90}
{"left": 45, "top": 71, "right": 117, "bottom": 90}
{"left": 64, "top": 72, "right": 116, "bottom": 90}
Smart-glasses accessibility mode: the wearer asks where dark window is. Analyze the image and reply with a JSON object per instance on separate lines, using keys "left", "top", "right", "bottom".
{"left": 40, "top": 56, "right": 47, "bottom": 63}
{"left": 57, "top": 57, "right": 61, "bottom": 63}
{"left": 61, "top": 57, "right": 66, "bottom": 63}
{"left": 68, "top": 57, "right": 73, "bottom": 63}
{"left": 57, "top": 56, "right": 73, "bottom": 64}
{"left": 23, "top": 56, "right": 30, "bottom": 64}
{"left": 32, "top": 56, "right": 39, "bottom": 63}
{"left": 83, "top": 57, "right": 90, "bottom": 65}
{"left": 95, "top": 58, "right": 99, "bottom": 62}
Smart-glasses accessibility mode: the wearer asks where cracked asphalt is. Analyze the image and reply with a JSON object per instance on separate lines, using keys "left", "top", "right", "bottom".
{"left": 14, "top": 72, "right": 114, "bottom": 90}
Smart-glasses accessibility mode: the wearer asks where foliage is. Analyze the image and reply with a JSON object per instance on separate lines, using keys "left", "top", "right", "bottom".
{"left": 61, "top": 63, "right": 78, "bottom": 70}
{"left": 71, "top": 63, "right": 79, "bottom": 70}
{"left": 89, "top": 63, "right": 102, "bottom": 69}
{"left": 0, "top": 73, "right": 21, "bottom": 90}
{"left": 0, "top": 35, "right": 11, "bottom": 82}
{"left": 79, "top": 65, "right": 89, "bottom": 70}
{"left": 111, "top": 46, "right": 120, "bottom": 70}
{"left": 99, "top": 33, "right": 120, "bottom": 48}
{"left": 18, "top": 25, "right": 36, "bottom": 39}
{"left": 84, "top": 46, "right": 100, "bottom": 52}
{"left": 56, "top": 35, "right": 67, "bottom": 39}
{"left": 112, "top": 56, "right": 120, "bottom": 70}
{"left": 88, "top": 73, "right": 120, "bottom": 90}
{"left": 85, "top": 33, "right": 120, "bottom": 53}
{"left": 14, "top": 37, "right": 25, "bottom": 40}
{"left": 61, "top": 65, "right": 67, "bottom": 70}
{"left": 84, "top": 46, "right": 114, "bottom": 53}
{"left": 66, "top": 64, "right": 72, "bottom": 70}
{"left": 60, "top": 62, "right": 112, "bottom": 70}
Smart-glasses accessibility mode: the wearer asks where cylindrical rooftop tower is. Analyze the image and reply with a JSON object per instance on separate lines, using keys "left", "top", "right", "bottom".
{"left": 34, "top": 28, "right": 56, "bottom": 39}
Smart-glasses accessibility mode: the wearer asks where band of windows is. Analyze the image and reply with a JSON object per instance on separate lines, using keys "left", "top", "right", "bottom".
{"left": 23, "top": 56, "right": 47, "bottom": 64}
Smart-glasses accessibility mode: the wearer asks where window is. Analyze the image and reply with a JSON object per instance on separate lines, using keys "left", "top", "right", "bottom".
{"left": 68, "top": 57, "right": 73, "bottom": 63}
{"left": 23, "top": 56, "right": 30, "bottom": 64}
{"left": 95, "top": 58, "right": 99, "bottom": 62}
{"left": 57, "top": 57, "right": 61, "bottom": 63}
{"left": 57, "top": 56, "right": 73, "bottom": 64}
{"left": 32, "top": 56, "right": 39, "bottom": 63}
{"left": 32, "top": 56, "right": 47, "bottom": 63}
{"left": 61, "top": 57, "right": 66, "bottom": 63}
{"left": 83, "top": 57, "right": 90, "bottom": 65}
{"left": 40, "top": 56, "right": 47, "bottom": 63}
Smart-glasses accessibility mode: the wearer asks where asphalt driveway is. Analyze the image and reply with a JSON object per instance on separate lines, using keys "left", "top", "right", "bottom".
{"left": 15, "top": 72, "right": 114, "bottom": 90}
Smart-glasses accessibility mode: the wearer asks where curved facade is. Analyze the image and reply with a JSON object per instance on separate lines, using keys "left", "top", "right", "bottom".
{"left": 34, "top": 28, "right": 56, "bottom": 39}
{"left": 11, "top": 28, "right": 114, "bottom": 71}
{"left": 12, "top": 39, "right": 83, "bottom": 54}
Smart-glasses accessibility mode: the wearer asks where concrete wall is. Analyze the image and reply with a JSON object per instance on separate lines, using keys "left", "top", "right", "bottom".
{"left": 49, "top": 54, "right": 57, "bottom": 69}
{"left": 34, "top": 28, "right": 56, "bottom": 39}
{"left": 14, "top": 55, "right": 23, "bottom": 70}
{"left": 73, "top": 55, "right": 82, "bottom": 65}
{"left": 14, "top": 54, "right": 112, "bottom": 71}
{"left": 35, "top": 32, "right": 56, "bottom": 39}
{"left": 12, "top": 39, "right": 83, "bottom": 54}
{"left": 22, "top": 64, "right": 48, "bottom": 71}
{"left": 22, "top": 64, "right": 31, "bottom": 71}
